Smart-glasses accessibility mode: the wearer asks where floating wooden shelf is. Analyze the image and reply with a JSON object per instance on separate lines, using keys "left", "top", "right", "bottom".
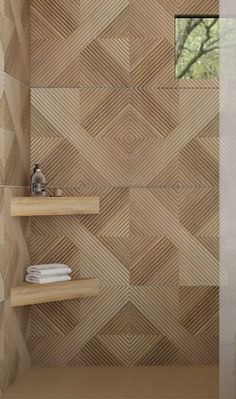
{"left": 11, "top": 196, "right": 100, "bottom": 216}
{"left": 11, "top": 279, "right": 100, "bottom": 307}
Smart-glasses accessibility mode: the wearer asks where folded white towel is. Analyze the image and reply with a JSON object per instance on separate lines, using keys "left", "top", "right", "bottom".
{"left": 25, "top": 274, "right": 71, "bottom": 284}
{"left": 28, "top": 269, "right": 71, "bottom": 278}
{"left": 27, "top": 264, "right": 71, "bottom": 275}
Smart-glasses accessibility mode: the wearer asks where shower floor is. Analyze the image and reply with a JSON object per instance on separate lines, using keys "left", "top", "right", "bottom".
{"left": 4, "top": 366, "right": 218, "bottom": 399}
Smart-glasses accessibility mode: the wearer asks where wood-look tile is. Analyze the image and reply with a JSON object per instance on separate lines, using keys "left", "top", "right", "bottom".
{"left": 0, "top": 0, "right": 3, "bottom": 72}
{"left": 130, "top": 0, "right": 175, "bottom": 88}
{"left": 1, "top": 0, "right": 30, "bottom": 395}
{"left": 176, "top": 0, "right": 219, "bottom": 15}
{"left": 31, "top": 88, "right": 130, "bottom": 187}
{"left": 130, "top": 0, "right": 219, "bottom": 88}
{"left": 0, "top": 187, "right": 30, "bottom": 300}
{"left": 0, "top": 299, "right": 30, "bottom": 395}
{"left": 80, "top": 0, "right": 129, "bottom": 87}
{"left": 179, "top": 286, "right": 219, "bottom": 336}
{"left": 31, "top": 89, "right": 81, "bottom": 186}
{"left": 80, "top": 88, "right": 129, "bottom": 186}
{"left": 4, "top": 0, "right": 30, "bottom": 84}
{"left": 130, "top": 89, "right": 219, "bottom": 186}
{"left": 4, "top": 366, "right": 219, "bottom": 399}
{"left": 31, "top": 0, "right": 80, "bottom": 87}
{"left": 30, "top": 187, "right": 130, "bottom": 365}
{"left": 31, "top": 287, "right": 129, "bottom": 366}
{"left": 0, "top": 74, "right": 30, "bottom": 186}
{"left": 130, "top": 236, "right": 179, "bottom": 286}
{"left": 0, "top": 186, "right": 4, "bottom": 303}
{"left": 30, "top": 0, "right": 220, "bottom": 370}
{"left": 32, "top": 0, "right": 131, "bottom": 88}
{"left": 0, "top": 72, "right": 4, "bottom": 184}
{"left": 0, "top": 188, "right": 31, "bottom": 394}
{"left": 4, "top": 74, "right": 30, "bottom": 186}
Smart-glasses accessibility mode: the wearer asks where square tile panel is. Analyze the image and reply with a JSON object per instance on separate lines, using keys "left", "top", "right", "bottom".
{"left": 31, "top": 0, "right": 80, "bottom": 87}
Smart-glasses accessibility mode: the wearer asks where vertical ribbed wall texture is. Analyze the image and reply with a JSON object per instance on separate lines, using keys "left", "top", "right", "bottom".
{"left": 0, "top": 0, "right": 31, "bottom": 395}
{"left": 30, "top": 0, "right": 219, "bottom": 366}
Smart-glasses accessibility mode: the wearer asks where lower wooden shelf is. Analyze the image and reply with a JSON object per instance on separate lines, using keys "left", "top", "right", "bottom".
{"left": 11, "top": 279, "right": 100, "bottom": 307}
{"left": 11, "top": 196, "right": 100, "bottom": 216}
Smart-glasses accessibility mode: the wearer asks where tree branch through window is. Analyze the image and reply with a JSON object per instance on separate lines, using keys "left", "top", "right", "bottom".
{"left": 175, "top": 17, "right": 219, "bottom": 80}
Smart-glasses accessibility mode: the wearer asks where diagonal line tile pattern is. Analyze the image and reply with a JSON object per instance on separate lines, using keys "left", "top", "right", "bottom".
{"left": 31, "top": 0, "right": 219, "bottom": 367}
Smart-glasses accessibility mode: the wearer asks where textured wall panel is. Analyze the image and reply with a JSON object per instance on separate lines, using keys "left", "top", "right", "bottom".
{"left": 4, "top": 75, "right": 30, "bottom": 186}
{"left": 31, "top": 0, "right": 219, "bottom": 89}
{"left": 80, "top": 0, "right": 129, "bottom": 87}
{"left": 130, "top": 89, "right": 219, "bottom": 186}
{"left": 0, "top": 0, "right": 31, "bottom": 394}
{"left": 4, "top": 0, "right": 30, "bottom": 84}
{"left": 0, "top": 1, "right": 3, "bottom": 72}
{"left": 0, "top": 72, "right": 4, "bottom": 184}
{"left": 0, "top": 187, "right": 31, "bottom": 395}
{"left": 130, "top": 0, "right": 219, "bottom": 88}
{"left": 0, "top": 74, "right": 30, "bottom": 186}
{"left": 31, "top": 89, "right": 130, "bottom": 187}
{"left": 31, "top": 0, "right": 80, "bottom": 87}
{"left": 31, "top": 0, "right": 219, "bottom": 367}
{"left": 31, "top": 0, "right": 130, "bottom": 88}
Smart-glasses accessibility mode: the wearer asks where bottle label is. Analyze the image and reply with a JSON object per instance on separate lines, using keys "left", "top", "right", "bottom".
{"left": 33, "top": 183, "right": 46, "bottom": 193}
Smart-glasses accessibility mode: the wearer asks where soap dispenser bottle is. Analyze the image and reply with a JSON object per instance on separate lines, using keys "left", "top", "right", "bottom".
{"left": 31, "top": 164, "right": 46, "bottom": 197}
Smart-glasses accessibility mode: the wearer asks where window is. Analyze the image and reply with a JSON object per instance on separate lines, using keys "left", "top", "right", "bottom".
{"left": 175, "top": 17, "right": 219, "bottom": 80}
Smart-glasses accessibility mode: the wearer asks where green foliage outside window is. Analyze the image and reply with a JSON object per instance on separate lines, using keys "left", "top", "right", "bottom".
{"left": 175, "top": 17, "right": 219, "bottom": 80}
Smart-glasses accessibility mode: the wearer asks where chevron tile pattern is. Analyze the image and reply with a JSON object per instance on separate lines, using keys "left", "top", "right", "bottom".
{"left": 30, "top": 0, "right": 219, "bottom": 367}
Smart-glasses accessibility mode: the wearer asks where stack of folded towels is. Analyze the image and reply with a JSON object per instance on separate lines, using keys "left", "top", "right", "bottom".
{"left": 25, "top": 264, "right": 72, "bottom": 284}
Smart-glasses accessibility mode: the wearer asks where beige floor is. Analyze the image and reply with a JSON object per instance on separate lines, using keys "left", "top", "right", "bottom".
{"left": 4, "top": 366, "right": 218, "bottom": 399}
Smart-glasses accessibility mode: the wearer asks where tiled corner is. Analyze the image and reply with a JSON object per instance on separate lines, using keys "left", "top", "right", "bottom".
{"left": 4, "top": 0, "right": 30, "bottom": 85}
{"left": 4, "top": 74, "right": 30, "bottom": 186}
{"left": 0, "top": 186, "right": 30, "bottom": 301}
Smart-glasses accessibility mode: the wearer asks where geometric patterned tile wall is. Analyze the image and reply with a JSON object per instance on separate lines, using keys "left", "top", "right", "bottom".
{"left": 4, "top": 0, "right": 30, "bottom": 85}
{"left": 0, "top": 187, "right": 31, "bottom": 395}
{"left": 31, "top": 0, "right": 219, "bottom": 366}
{"left": 0, "top": 74, "right": 30, "bottom": 186}
{"left": 0, "top": 0, "right": 31, "bottom": 395}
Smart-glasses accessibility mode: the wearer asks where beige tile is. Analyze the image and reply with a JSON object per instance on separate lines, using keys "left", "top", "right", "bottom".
{"left": 0, "top": 299, "right": 30, "bottom": 395}
{"left": 130, "top": 89, "right": 219, "bottom": 186}
{"left": 0, "top": 0, "right": 4, "bottom": 72}
{"left": 29, "top": 0, "right": 220, "bottom": 370}
{"left": 80, "top": 0, "right": 129, "bottom": 87}
{"left": 0, "top": 72, "right": 4, "bottom": 184}
{"left": 4, "top": 0, "right": 30, "bottom": 84}
{"left": 31, "top": 0, "right": 80, "bottom": 87}
{"left": 4, "top": 74, "right": 30, "bottom": 186}
{"left": 0, "top": 186, "right": 30, "bottom": 301}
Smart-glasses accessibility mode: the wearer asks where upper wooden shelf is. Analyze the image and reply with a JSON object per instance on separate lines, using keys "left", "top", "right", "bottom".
{"left": 11, "top": 279, "right": 100, "bottom": 307}
{"left": 11, "top": 196, "right": 100, "bottom": 216}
